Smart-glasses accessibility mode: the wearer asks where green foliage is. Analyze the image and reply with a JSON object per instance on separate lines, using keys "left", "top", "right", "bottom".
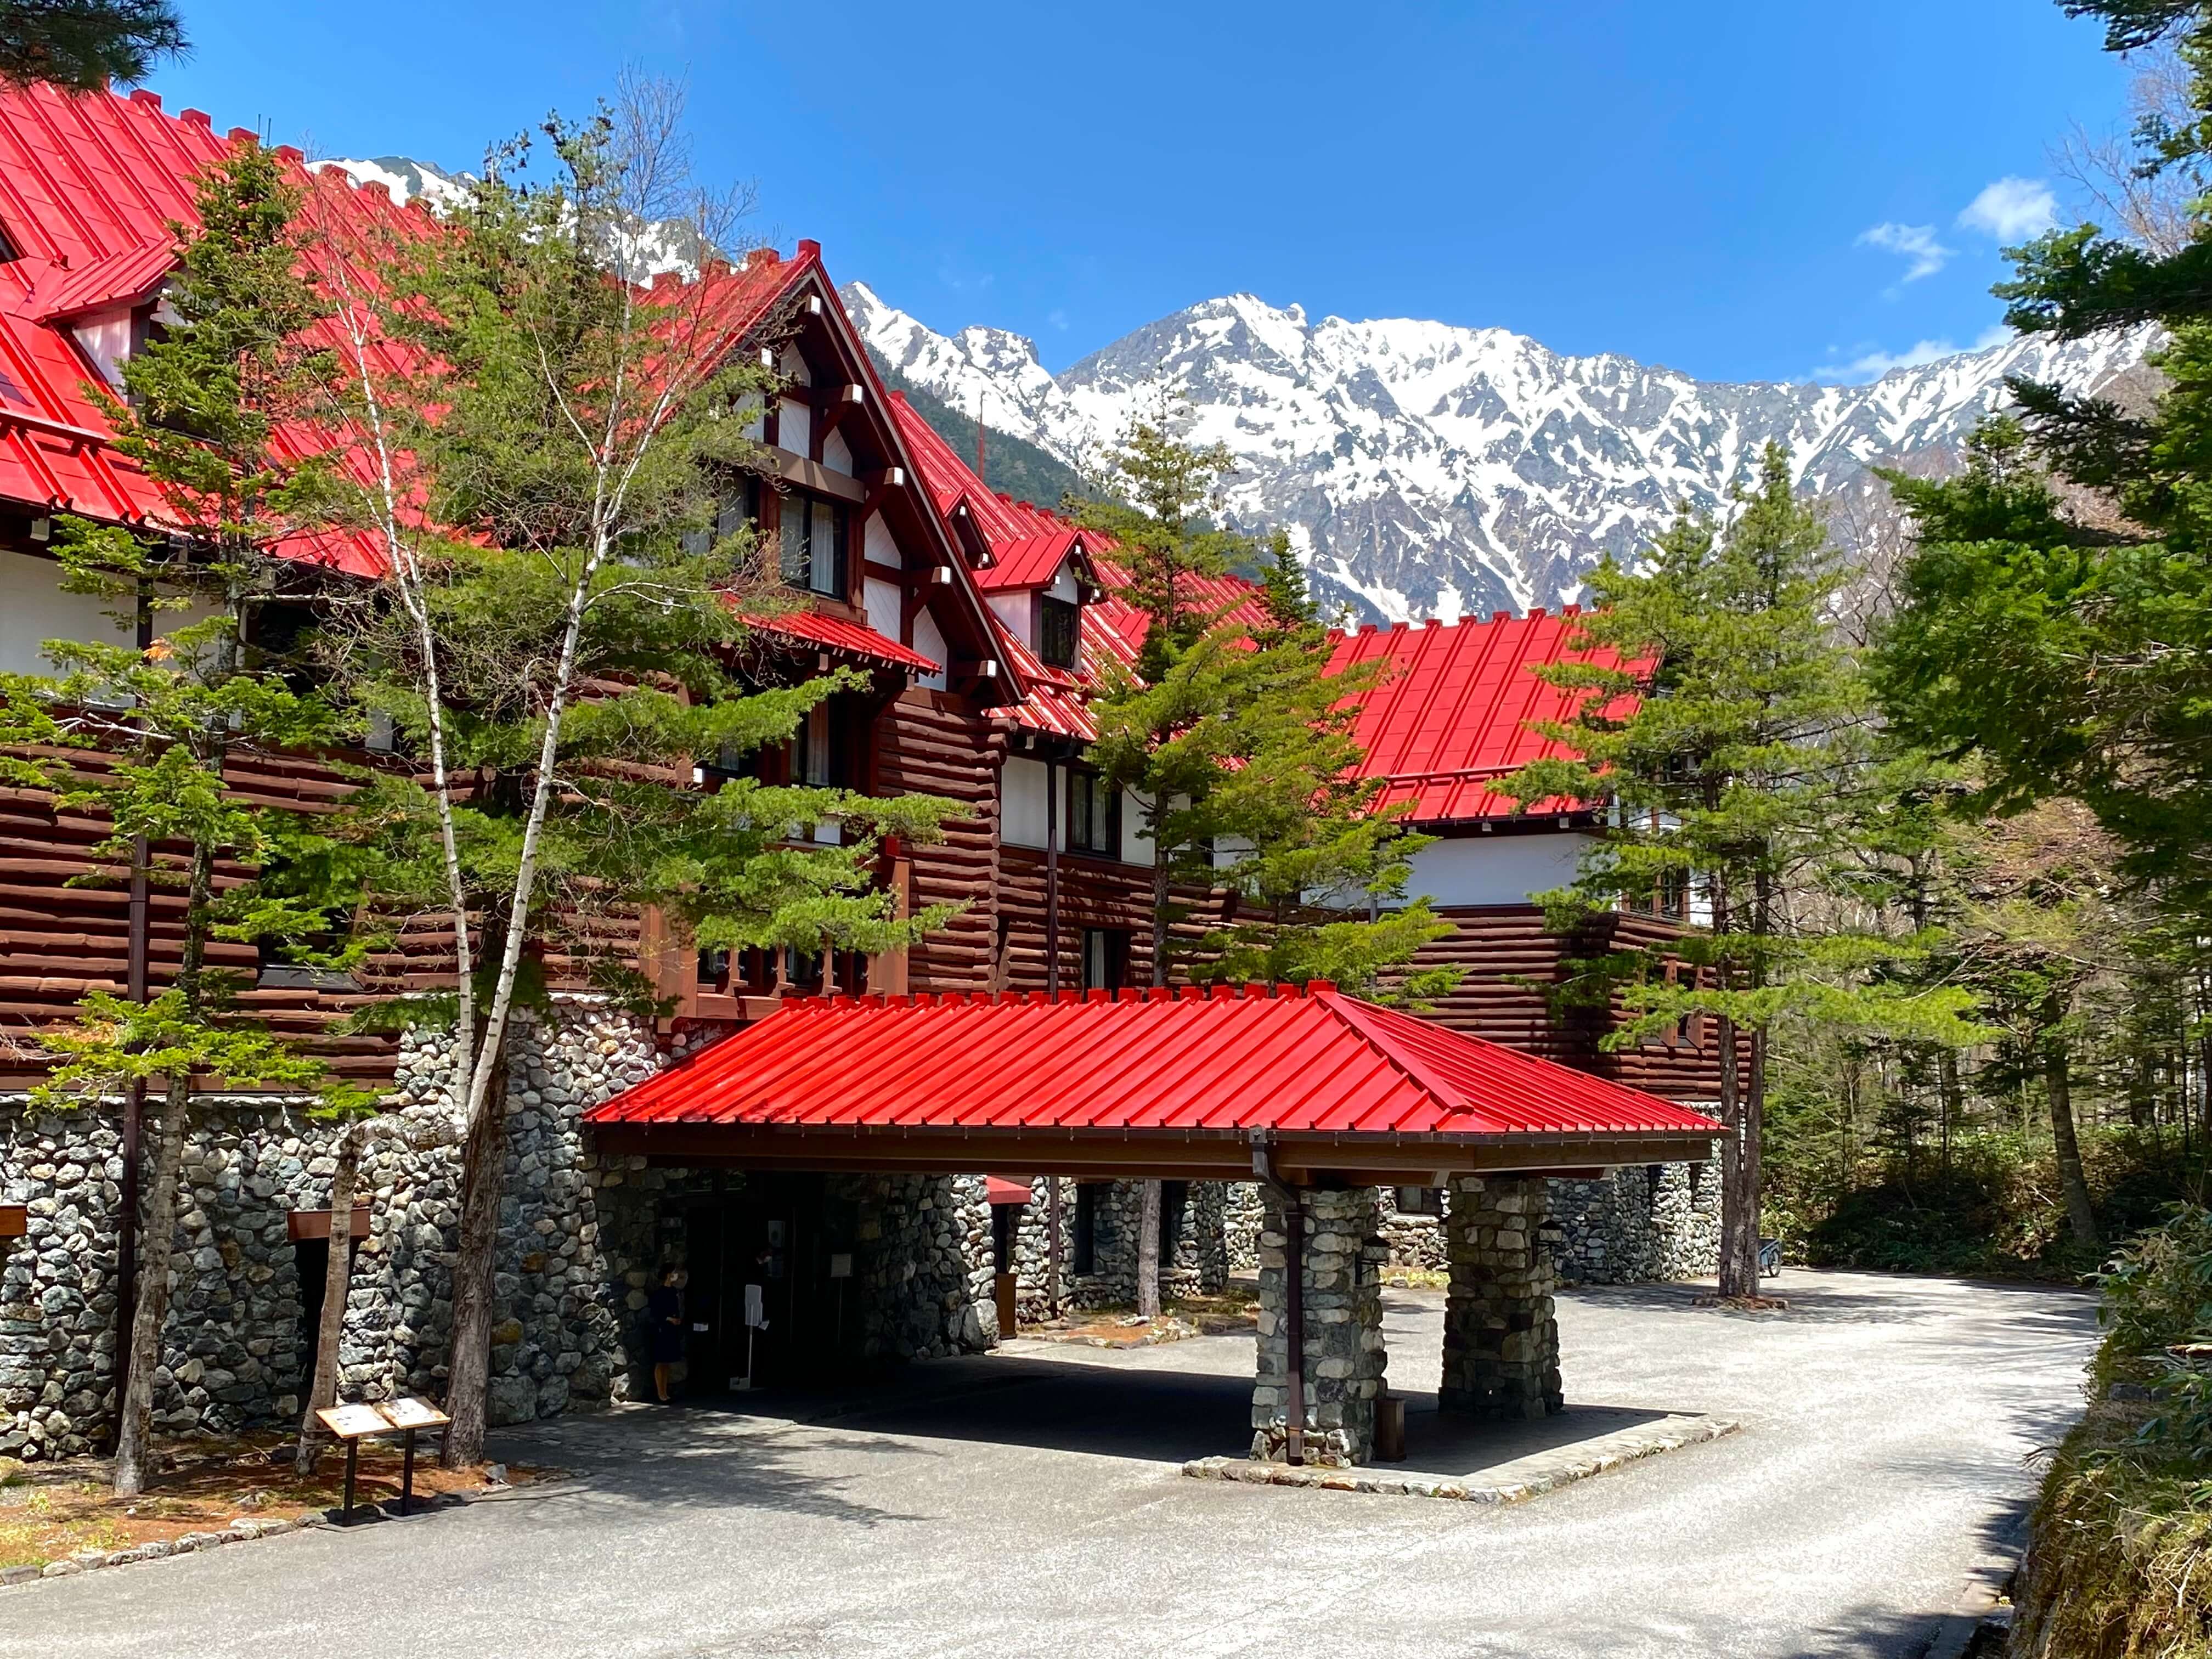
{"left": 314, "top": 104, "right": 968, "bottom": 1017}
{"left": 1504, "top": 441, "right": 1982, "bottom": 1052}
{"left": 0, "top": 146, "right": 369, "bottom": 1120}
{"left": 1071, "top": 422, "right": 1448, "bottom": 997}
{"left": 0, "top": 0, "right": 184, "bottom": 91}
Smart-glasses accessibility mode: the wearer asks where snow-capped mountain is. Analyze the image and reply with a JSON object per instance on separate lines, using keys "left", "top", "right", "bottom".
{"left": 845, "top": 281, "right": 2155, "bottom": 624}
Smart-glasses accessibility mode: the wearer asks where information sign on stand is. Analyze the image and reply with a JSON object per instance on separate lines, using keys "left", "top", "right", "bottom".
{"left": 316, "top": 1397, "right": 451, "bottom": 1523}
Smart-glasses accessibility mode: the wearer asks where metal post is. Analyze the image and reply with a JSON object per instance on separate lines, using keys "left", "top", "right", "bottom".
{"left": 1284, "top": 1187, "right": 1305, "bottom": 1468}
{"left": 1046, "top": 1174, "right": 1063, "bottom": 1319}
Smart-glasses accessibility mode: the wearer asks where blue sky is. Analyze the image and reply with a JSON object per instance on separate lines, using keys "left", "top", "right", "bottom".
{"left": 149, "top": 1, "right": 2132, "bottom": 384}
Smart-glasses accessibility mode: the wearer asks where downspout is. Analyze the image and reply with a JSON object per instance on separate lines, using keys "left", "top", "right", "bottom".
{"left": 114, "top": 581, "right": 154, "bottom": 1430}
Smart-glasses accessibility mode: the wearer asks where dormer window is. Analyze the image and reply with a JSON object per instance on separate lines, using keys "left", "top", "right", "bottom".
{"left": 0, "top": 222, "right": 17, "bottom": 264}
{"left": 72, "top": 309, "right": 137, "bottom": 392}
{"left": 1038, "top": 594, "right": 1079, "bottom": 670}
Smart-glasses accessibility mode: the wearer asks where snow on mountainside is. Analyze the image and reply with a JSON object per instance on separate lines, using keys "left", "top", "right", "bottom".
{"left": 844, "top": 280, "right": 2156, "bottom": 624}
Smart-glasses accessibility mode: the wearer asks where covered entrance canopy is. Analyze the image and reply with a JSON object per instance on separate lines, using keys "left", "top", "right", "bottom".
{"left": 584, "top": 980, "right": 1724, "bottom": 1181}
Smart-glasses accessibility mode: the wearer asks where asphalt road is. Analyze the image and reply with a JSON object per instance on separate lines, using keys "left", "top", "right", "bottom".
{"left": 0, "top": 1269, "right": 2096, "bottom": 1659}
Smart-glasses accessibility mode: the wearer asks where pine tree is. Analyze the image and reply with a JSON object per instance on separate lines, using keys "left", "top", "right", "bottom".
{"left": 1505, "top": 443, "right": 1983, "bottom": 1300}
{"left": 1072, "top": 426, "right": 1452, "bottom": 1314}
{"left": 0, "top": 142, "right": 373, "bottom": 1494}
{"left": 0, "top": 0, "right": 183, "bottom": 89}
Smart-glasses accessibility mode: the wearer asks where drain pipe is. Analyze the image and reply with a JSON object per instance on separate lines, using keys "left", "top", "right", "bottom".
{"left": 1251, "top": 1135, "right": 1304, "bottom": 1468}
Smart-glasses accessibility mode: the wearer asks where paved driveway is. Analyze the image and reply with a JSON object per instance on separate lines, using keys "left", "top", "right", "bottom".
{"left": 0, "top": 1270, "right": 2095, "bottom": 1659}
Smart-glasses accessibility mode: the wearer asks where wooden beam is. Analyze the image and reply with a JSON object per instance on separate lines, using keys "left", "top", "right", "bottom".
{"left": 758, "top": 445, "right": 866, "bottom": 505}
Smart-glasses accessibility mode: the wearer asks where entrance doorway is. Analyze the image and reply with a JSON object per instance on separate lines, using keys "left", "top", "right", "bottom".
{"left": 677, "top": 1174, "right": 860, "bottom": 1395}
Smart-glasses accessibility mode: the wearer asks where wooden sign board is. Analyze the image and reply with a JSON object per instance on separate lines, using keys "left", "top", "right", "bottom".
{"left": 0, "top": 1205, "right": 26, "bottom": 1239}
{"left": 317, "top": 1403, "right": 390, "bottom": 1440}
{"left": 380, "top": 1397, "right": 449, "bottom": 1431}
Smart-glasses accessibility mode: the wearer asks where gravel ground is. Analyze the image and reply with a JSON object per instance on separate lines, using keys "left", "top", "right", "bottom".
{"left": 0, "top": 1268, "right": 2096, "bottom": 1659}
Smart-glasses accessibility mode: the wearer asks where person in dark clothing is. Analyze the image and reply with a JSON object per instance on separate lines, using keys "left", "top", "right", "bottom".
{"left": 647, "top": 1266, "right": 686, "bottom": 1403}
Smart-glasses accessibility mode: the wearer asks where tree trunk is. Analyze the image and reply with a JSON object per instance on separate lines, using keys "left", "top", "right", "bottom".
{"left": 1714, "top": 1015, "right": 1762, "bottom": 1299}
{"left": 111, "top": 1073, "right": 188, "bottom": 1497}
{"left": 2045, "top": 1038, "right": 2100, "bottom": 1248}
{"left": 1136, "top": 1180, "right": 1162, "bottom": 1320}
{"left": 442, "top": 1050, "right": 509, "bottom": 1468}
{"left": 293, "top": 1123, "right": 363, "bottom": 1477}
{"left": 1938, "top": 1048, "right": 1961, "bottom": 1181}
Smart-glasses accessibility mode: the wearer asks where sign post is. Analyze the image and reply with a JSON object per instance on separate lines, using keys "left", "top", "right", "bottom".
{"left": 315, "top": 1398, "right": 453, "bottom": 1523}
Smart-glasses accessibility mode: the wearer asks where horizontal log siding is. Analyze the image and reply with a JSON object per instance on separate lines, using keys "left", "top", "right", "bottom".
{"left": 874, "top": 690, "right": 998, "bottom": 993}
{"left": 1396, "top": 904, "right": 1724, "bottom": 1104}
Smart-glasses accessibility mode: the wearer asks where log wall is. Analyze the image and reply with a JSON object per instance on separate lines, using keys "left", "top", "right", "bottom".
{"left": 874, "top": 690, "right": 1000, "bottom": 993}
{"left": 1401, "top": 904, "right": 1725, "bottom": 1104}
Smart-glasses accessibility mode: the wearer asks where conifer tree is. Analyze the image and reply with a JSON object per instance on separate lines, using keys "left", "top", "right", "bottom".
{"left": 1070, "top": 426, "right": 1451, "bottom": 1315}
{"left": 0, "top": 143, "right": 372, "bottom": 1494}
{"left": 1505, "top": 443, "right": 1983, "bottom": 1300}
{"left": 0, "top": 0, "right": 183, "bottom": 90}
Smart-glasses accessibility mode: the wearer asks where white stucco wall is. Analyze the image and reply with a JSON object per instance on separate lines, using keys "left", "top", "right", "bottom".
{"left": 1003, "top": 755, "right": 1051, "bottom": 849}
{"left": 912, "top": 609, "right": 949, "bottom": 691}
{"left": 1403, "top": 831, "right": 1596, "bottom": 908}
{"left": 821, "top": 426, "right": 853, "bottom": 476}
{"left": 864, "top": 578, "right": 904, "bottom": 647}
{"left": 0, "top": 549, "right": 135, "bottom": 676}
{"left": 863, "top": 511, "right": 900, "bottom": 570}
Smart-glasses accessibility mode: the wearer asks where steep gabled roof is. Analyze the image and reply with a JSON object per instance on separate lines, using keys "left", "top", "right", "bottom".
{"left": 1324, "top": 610, "right": 1633, "bottom": 823}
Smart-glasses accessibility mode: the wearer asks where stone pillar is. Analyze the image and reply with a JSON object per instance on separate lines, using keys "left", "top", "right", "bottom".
{"left": 1440, "top": 1174, "right": 1563, "bottom": 1420}
{"left": 1250, "top": 1185, "right": 1387, "bottom": 1466}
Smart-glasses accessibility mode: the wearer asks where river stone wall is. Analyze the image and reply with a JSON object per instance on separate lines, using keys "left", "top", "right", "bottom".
{"left": 995, "top": 1180, "right": 1234, "bottom": 1321}
{"left": 1440, "top": 1174, "right": 1562, "bottom": 1421}
{"left": 1364, "top": 1161, "right": 1720, "bottom": 1284}
{"left": 1251, "top": 1184, "right": 1387, "bottom": 1466}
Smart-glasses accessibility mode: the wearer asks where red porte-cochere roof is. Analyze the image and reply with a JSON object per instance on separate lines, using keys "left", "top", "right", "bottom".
{"left": 1325, "top": 610, "right": 1636, "bottom": 823}
{"left": 586, "top": 980, "right": 1720, "bottom": 1144}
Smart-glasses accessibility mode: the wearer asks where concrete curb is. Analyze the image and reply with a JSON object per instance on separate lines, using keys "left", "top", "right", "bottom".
{"left": 1180, "top": 1415, "right": 1740, "bottom": 1503}
{"left": 0, "top": 1485, "right": 513, "bottom": 1590}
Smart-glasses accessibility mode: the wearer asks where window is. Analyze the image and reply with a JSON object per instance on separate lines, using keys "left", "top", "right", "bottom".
{"left": 780, "top": 492, "right": 848, "bottom": 597}
{"left": 1073, "top": 1184, "right": 1098, "bottom": 1276}
{"left": 1393, "top": 1186, "right": 1444, "bottom": 1217}
{"left": 1159, "top": 1181, "right": 1188, "bottom": 1263}
{"left": 1037, "top": 595, "right": 1079, "bottom": 670}
{"left": 682, "top": 478, "right": 759, "bottom": 560}
{"left": 791, "top": 699, "right": 840, "bottom": 787}
{"left": 1081, "top": 928, "right": 1128, "bottom": 993}
{"left": 0, "top": 222, "right": 16, "bottom": 264}
{"left": 1066, "top": 770, "right": 1118, "bottom": 856}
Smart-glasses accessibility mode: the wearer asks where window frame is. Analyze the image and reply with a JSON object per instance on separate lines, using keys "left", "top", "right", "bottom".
{"left": 1065, "top": 769, "right": 1119, "bottom": 857}
{"left": 1037, "top": 594, "right": 1080, "bottom": 670}
{"left": 778, "top": 488, "right": 850, "bottom": 600}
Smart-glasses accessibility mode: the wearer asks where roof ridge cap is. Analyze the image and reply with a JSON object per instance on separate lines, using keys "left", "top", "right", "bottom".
{"left": 1316, "top": 989, "right": 1463, "bottom": 1119}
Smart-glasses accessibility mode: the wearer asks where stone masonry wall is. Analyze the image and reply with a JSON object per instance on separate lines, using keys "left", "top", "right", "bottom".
{"left": 1365, "top": 1160, "right": 1722, "bottom": 1285}
{"left": 1440, "top": 1174, "right": 1562, "bottom": 1421}
{"left": 0, "top": 998, "right": 658, "bottom": 1459}
{"left": 1251, "top": 1186, "right": 1387, "bottom": 1466}
{"left": 997, "top": 1180, "right": 1233, "bottom": 1322}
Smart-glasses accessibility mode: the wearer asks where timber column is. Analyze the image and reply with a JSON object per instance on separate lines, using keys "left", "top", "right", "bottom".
{"left": 1251, "top": 1185, "right": 1387, "bottom": 1465}
{"left": 1440, "top": 1175, "right": 1563, "bottom": 1419}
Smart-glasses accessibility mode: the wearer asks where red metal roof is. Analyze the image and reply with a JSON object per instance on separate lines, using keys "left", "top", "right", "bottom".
{"left": 1324, "top": 611, "right": 1635, "bottom": 822}
{"left": 0, "top": 82, "right": 814, "bottom": 586}
{"left": 747, "top": 605, "right": 939, "bottom": 674}
{"left": 586, "top": 980, "right": 1720, "bottom": 1142}
{"left": 984, "top": 1175, "right": 1034, "bottom": 1205}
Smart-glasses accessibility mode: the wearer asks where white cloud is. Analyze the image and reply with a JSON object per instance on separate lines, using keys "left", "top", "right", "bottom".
{"left": 1047, "top": 308, "right": 1069, "bottom": 331}
{"left": 1813, "top": 325, "right": 2010, "bottom": 383}
{"left": 1957, "top": 176, "right": 2057, "bottom": 242}
{"left": 1857, "top": 221, "right": 1954, "bottom": 282}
